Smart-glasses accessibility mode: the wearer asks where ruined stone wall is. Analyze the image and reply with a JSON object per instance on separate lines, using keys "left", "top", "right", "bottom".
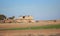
{"left": 15, "top": 16, "right": 35, "bottom": 23}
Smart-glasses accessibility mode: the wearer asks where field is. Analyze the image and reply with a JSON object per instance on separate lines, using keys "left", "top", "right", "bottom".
{"left": 0, "top": 29, "right": 60, "bottom": 36}
{"left": 0, "top": 24, "right": 60, "bottom": 30}
{"left": 0, "top": 20, "right": 60, "bottom": 28}
{"left": 0, "top": 20, "right": 60, "bottom": 36}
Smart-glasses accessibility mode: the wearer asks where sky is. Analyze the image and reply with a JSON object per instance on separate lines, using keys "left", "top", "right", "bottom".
{"left": 0, "top": 0, "right": 60, "bottom": 20}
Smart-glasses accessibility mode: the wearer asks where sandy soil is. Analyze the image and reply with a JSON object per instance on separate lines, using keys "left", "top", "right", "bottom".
{"left": 0, "top": 22, "right": 60, "bottom": 28}
{"left": 0, "top": 20, "right": 60, "bottom": 28}
{"left": 0, "top": 20, "right": 60, "bottom": 36}
{"left": 0, "top": 29, "right": 60, "bottom": 36}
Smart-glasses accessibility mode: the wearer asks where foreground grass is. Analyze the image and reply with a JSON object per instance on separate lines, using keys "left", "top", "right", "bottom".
{"left": 0, "top": 24, "right": 60, "bottom": 30}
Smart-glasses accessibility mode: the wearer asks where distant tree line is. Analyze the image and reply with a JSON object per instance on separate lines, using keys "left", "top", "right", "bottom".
{"left": 0, "top": 14, "right": 15, "bottom": 20}
{"left": 0, "top": 14, "right": 6, "bottom": 20}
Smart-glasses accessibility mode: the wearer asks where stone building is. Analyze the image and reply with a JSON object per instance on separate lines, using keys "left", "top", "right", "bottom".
{"left": 15, "top": 15, "right": 35, "bottom": 23}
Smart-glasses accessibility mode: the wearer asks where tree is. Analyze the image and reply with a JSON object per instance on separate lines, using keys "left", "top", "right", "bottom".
{"left": 9, "top": 16, "right": 15, "bottom": 19}
{"left": 0, "top": 14, "right": 6, "bottom": 20}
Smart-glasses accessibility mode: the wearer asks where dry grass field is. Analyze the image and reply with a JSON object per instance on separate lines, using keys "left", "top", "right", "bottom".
{"left": 0, "top": 29, "right": 60, "bottom": 36}
{"left": 0, "top": 20, "right": 60, "bottom": 36}
{"left": 0, "top": 20, "right": 60, "bottom": 28}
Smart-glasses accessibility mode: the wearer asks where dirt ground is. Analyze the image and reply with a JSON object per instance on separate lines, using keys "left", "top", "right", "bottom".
{"left": 0, "top": 20, "right": 60, "bottom": 28}
{"left": 0, "top": 22, "right": 60, "bottom": 28}
{"left": 0, "top": 29, "right": 60, "bottom": 36}
{"left": 0, "top": 20, "right": 60, "bottom": 36}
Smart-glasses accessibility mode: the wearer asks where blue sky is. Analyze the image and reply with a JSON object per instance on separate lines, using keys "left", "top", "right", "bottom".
{"left": 0, "top": 0, "right": 60, "bottom": 20}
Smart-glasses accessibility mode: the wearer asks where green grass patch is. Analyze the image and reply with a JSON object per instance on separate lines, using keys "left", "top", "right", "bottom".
{"left": 0, "top": 24, "right": 60, "bottom": 30}
{"left": 31, "top": 24, "right": 60, "bottom": 29}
